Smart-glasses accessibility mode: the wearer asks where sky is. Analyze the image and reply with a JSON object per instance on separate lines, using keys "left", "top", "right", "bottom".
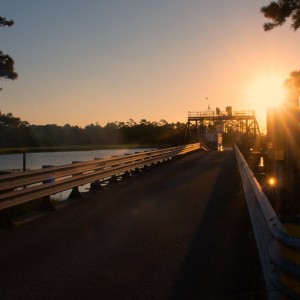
{"left": 1, "top": 0, "right": 299, "bottom": 132}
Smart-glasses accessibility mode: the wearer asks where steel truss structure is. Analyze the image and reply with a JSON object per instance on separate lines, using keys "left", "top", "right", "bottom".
{"left": 184, "top": 110, "right": 261, "bottom": 146}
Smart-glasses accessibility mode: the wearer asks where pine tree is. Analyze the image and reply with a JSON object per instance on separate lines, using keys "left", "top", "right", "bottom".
{"left": 0, "top": 16, "right": 17, "bottom": 90}
{"left": 261, "top": 0, "right": 300, "bottom": 31}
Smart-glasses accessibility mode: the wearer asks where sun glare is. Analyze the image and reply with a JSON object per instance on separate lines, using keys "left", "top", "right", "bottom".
{"left": 242, "top": 73, "right": 287, "bottom": 131}
{"left": 246, "top": 74, "right": 286, "bottom": 109}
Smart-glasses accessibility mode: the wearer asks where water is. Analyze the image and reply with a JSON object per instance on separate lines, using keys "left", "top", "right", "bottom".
{"left": 0, "top": 148, "right": 153, "bottom": 171}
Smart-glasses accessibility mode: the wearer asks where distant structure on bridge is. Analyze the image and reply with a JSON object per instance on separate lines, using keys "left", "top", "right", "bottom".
{"left": 183, "top": 106, "right": 261, "bottom": 149}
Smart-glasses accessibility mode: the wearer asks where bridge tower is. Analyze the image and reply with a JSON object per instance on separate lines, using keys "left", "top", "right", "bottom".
{"left": 183, "top": 107, "right": 261, "bottom": 149}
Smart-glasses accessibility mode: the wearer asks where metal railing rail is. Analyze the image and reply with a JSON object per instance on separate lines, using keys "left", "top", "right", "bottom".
{"left": 188, "top": 110, "right": 256, "bottom": 118}
{"left": 0, "top": 144, "right": 196, "bottom": 190}
{"left": 0, "top": 144, "right": 201, "bottom": 211}
{"left": 234, "top": 144, "right": 300, "bottom": 300}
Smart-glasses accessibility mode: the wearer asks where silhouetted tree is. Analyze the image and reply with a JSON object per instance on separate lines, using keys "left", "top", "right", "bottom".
{"left": 284, "top": 70, "right": 300, "bottom": 93}
{"left": 0, "top": 112, "right": 29, "bottom": 128}
{"left": 0, "top": 110, "right": 186, "bottom": 148}
{"left": 0, "top": 16, "right": 17, "bottom": 89}
{"left": 261, "top": 0, "right": 300, "bottom": 31}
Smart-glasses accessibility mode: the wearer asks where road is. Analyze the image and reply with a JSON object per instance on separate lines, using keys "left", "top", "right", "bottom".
{"left": 0, "top": 150, "right": 261, "bottom": 299}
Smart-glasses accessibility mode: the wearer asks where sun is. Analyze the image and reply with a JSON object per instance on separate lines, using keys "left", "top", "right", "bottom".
{"left": 242, "top": 73, "right": 287, "bottom": 131}
{"left": 246, "top": 74, "right": 286, "bottom": 109}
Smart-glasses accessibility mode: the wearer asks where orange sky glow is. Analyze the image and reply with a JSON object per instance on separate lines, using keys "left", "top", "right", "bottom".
{"left": 1, "top": 1, "right": 299, "bottom": 133}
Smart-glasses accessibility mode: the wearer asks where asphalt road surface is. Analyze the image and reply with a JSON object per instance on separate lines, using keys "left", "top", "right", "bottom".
{"left": 0, "top": 150, "right": 262, "bottom": 299}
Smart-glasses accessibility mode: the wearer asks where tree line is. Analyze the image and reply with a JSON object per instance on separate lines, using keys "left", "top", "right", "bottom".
{"left": 0, "top": 113, "right": 187, "bottom": 148}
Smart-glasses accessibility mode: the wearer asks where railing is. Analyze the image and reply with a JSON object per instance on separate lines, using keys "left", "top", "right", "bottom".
{"left": 188, "top": 110, "right": 256, "bottom": 118}
{"left": 234, "top": 144, "right": 300, "bottom": 300}
{"left": 0, "top": 144, "right": 201, "bottom": 218}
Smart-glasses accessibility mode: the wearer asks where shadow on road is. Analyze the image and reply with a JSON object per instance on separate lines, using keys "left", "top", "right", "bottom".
{"left": 171, "top": 151, "right": 260, "bottom": 300}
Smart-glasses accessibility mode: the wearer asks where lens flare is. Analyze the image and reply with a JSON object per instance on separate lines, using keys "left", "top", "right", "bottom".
{"left": 268, "top": 177, "right": 276, "bottom": 186}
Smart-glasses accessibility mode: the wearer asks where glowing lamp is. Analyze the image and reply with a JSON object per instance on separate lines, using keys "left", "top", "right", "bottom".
{"left": 268, "top": 177, "right": 276, "bottom": 186}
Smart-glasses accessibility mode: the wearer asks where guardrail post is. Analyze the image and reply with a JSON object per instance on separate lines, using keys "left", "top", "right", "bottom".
{"left": 68, "top": 161, "right": 83, "bottom": 200}
{"left": 165, "top": 157, "right": 172, "bottom": 163}
{"left": 89, "top": 158, "right": 104, "bottom": 191}
{"left": 90, "top": 180, "right": 102, "bottom": 191}
{"left": 39, "top": 165, "right": 55, "bottom": 211}
{"left": 133, "top": 167, "right": 141, "bottom": 174}
{"left": 68, "top": 186, "right": 82, "bottom": 199}
{"left": 109, "top": 175, "right": 118, "bottom": 184}
{"left": 143, "top": 165, "right": 151, "bottom": 172}
{"left": 152, "top": 161, "right": 161, "bottom": 168}
{"left": 122, "top": 171, "right": 131, "bottom": 179}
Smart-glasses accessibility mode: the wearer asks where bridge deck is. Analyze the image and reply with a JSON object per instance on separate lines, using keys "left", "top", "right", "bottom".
{"left": 0, "top": 150, "right": 261, "bottom": 299}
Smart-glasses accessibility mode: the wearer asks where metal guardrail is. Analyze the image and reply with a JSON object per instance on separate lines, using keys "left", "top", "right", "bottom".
{"left": 234, "top": 144, "right": 300, "bottom": 300}
{"left": 0, "top": 144, "right": 201, "bottom": 215}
